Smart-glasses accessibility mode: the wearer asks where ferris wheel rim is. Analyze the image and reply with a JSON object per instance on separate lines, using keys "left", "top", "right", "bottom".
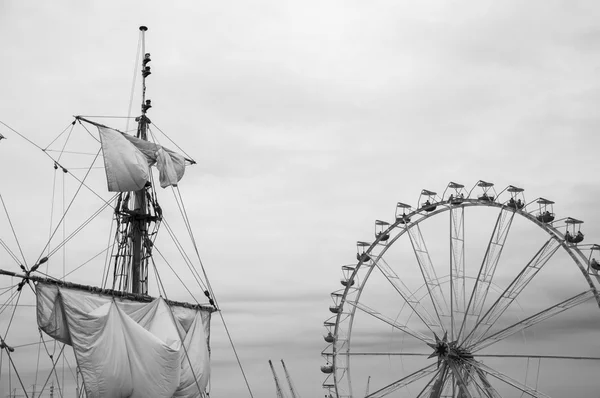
{"left": 324, "top": 194, "right": 600, "bottom": 398}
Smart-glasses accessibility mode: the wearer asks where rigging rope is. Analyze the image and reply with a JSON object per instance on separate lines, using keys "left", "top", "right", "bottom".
{"left": 0, "top": 289, "right": 30, "bottom": 398}
{"left": 43, "top": 121, "right": 77, "bottom": 151}
{"left": 151, "top": 122, "right": 196, "bottom": 163}
{"left": 218, "top": 310, "right": 255, "bottom": 398}
{"left": 168, "top": 187, "right": 254, "bottom": 397}
{"left": 160, "top": 217, "right": 209, "bottom": 292}
{"left": 125, "top": 32, "right": 142, "bottom": 133}
{"left": 0, "top": 238, "right": 22, "bottom": 266}
{"left": 146, "top": 262, "right": 205, "bottom": 395}
{"left": 153, "top": 246, "right": 202, "bottom": 306}
{"left": 38, "top": 341, "right": 67, "bottom": 398}
{"left": 173, "top": 187, "right": 217, "bottom": 302}
{"left": 0, "top": 192, "right": 28, "bottom": 269}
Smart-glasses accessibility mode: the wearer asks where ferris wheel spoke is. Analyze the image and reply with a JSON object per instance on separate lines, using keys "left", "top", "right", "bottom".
{"left": 365, "top": 363, "right": 438, "bottom": 398}
{"left": 415, "top": 362, "right": 448, "bottom": 398}
{"left": 447, "top": 361, "right": 482, "bottom": 398}
{"left": 474, "top": 360, "right": 551, "bottom": 398}
{"left": 407, "top": 224, "right": 449, "bottom": 325}
{"left": 456, "top": 362, "right": 502, "bottom": 398}
{"left": 345, "top": 351, "right": 429, "bottom": 356}
{"left": 474, "top": 353, "right": 600, "bottom": 361}
{"left": 450, "top": 206, "right": 466, "bottom": 341}
{"left": 346, "top": 300, "right": 434, "bottom": 344}
{"left": 469, "top": 289, "right": 596, "bottom": 353}
{"left": 458, "top": 208, "right": 515, "bottom": 341}
{"left": 374, "top": 256, "right": 443, "bottom": 334}
{"left": 462, "top": 238, "right": 561, "bottom": 347}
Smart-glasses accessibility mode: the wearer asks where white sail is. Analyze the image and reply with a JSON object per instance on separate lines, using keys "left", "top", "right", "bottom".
{"left": 36, "top": 282, "right": 211, "bottom": 398}
{"left": 98, "top": 126, "right": 186, "bottom": 192}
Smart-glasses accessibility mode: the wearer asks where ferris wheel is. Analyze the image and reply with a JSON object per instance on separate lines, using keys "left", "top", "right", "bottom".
{"left": 321, "top": 181, "right": 600, "bottom": 398}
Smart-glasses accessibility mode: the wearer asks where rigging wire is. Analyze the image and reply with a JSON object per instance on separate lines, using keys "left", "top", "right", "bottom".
{"left": 38, "top": 341, "right": 67, "bottom": 398}
{"left": 151, "top": 122, "right": 196, "bottom": 163}
{"left": 0, "top": 192, "right": 28, "bottom": 269}
{"left": 153, "top": 246, "right": 202, "bottom": 306}
{"left": 38, "top": 151, "right": 109, "bottom": 262}
{"left": 0, "top": 238, "right": 22, "bottom": 266}
{"left": 0, "top": 289, "right": 30, "bottom": 397}
{"left": 77, "top": 115, "right": 135, "bottom": 119}
{"left": 43, "top": 121, "right": 77, "bottom": 151}
{"left": 160, "top": 217, "right": 209, "bottom": 292}
{"left": 168, "top": 187, "right": 254, "bottom": 397}
{"left": 0, "top": 119, "right": 44, "bottom": 151}
{"left": 217, "top": 311, "right": 255, "bottom": 398}
{"left": 0, "top": 119, "right": 116, "bottom": 222}
{"left": 77, "top": 118, "right": 101, "bottom": 143}
{"left": 150, "top": 261, "right": 206, "bottom": 395}
{"left": 4, "top": 349, "right": 29, "bottom": 398}
{"left": 173, "top": 187, "right": 217, "bottom": 302}
{"left": 125, "top": 31, "right": 142, "bottom": 133}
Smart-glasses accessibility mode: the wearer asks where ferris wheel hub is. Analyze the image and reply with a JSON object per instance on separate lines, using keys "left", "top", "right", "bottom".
{"left": 428, "top": 332, "right": 474, "bottom": 368}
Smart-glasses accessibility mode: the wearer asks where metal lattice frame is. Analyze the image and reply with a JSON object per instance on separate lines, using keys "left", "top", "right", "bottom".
{"left": 321, "top": 182, "right": 600, "bottom": 398}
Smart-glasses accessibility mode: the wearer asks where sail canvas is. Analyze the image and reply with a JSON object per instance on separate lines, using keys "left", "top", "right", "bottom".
{"left": 37, "top": 282, "right": 211, "bottom": 398}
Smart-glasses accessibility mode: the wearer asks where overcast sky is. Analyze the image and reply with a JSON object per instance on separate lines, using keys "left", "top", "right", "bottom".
{"left": 1, "top": 1, "right": 600, "bottom": 397}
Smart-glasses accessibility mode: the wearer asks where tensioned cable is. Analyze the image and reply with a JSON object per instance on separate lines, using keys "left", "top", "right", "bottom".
{"left": 150, "top": 123, "right": 196, "bottom": 163}
{"left": 0, "top": 119, "right": 116, "bottom": 224}
{"left": 217, "top": 311, "right": 255, "bottom": 397}
{"left": 0, "top": 192, "right": 27, "bottom": 268}
{"left": 76, "top": 119, "right": 101, "bottom": 143}
{"left": 168, "top": 188, "right": 254, "bottom": 397}
{"left": 160, "top": 217, "right": 209, "bottom": 292}
{"left": 173, "top": 187, "right": 216, "bottom": 301}
{"left": 0, "top": 289, "right": 19, "bottom": 316}
{"left": 3, "top": 348, "right": 29, "bottom": 398}
{"left": 38, "top": 341, "right": 66, "bottom": 398}
{"left": 2, "top": 289, "right": 21, "bottom": 339}
{"left": 150, "top": 261, "right": 205, "bottom": 395}
{"left": 78, "top": 115, "right": 135, "bottom": 119}
{"left": 153, "top": 246, "right": 201, "bottom": 306}
{"left": 0, "top": 238, "right": 21, "bottom": 266}
{"left": 101, "top": 215, "right": 118, "bottom": 289}
{"left": 45, "top": 150, "right": 100, "bottom": 155}
{"left": 125, "top": 32, "right": 142, "bottom": 133}
{"left": 168, "top": 189, "right": 211, "bottom": 294}
{"left": 44, "top": 192, "right": 118, "bottom": 260}
{"left": 162, "top": 210, "right": 208, "bottom": 292}
{"left": 41, "top": 121, "right": 77, "bottom": 153}
{"left": 0, "top": 119, "right": 44, "bottom": 151}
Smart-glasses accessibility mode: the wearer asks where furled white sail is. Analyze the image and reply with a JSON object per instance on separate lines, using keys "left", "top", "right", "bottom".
{"left": 36, "top": 282, "right": 211, "bottom": 398}
{"left": 98, "top": 126, "right": 186, "bottom": 192}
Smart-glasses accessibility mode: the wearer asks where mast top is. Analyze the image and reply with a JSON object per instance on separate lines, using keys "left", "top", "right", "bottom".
{"left": 139, "top": 26, "right": 148, "bottom": 32}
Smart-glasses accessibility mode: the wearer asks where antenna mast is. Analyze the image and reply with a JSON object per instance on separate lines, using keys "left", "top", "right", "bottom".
{"left": 269, "top": 360, "right": 286, "bottom": 398}
{"left": 281, "top": 359, "right": 300, "bottom": 398}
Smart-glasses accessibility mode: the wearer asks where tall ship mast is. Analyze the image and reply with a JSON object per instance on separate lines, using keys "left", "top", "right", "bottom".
{"left": 0, "top": 26, "right": 219, "bottom": 398}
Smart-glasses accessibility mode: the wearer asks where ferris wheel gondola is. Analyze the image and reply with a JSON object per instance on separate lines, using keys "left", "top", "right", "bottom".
{"left": 565, "top": 217, "right": 585, "bottom": 244}
{"left": 443, "top": 182, "right": 466, "bottom": 205}
{"left": 395, "top": 202, "right": 412, "bottom": 224}
{"left": 470, "top": 180, "right": 496, "bottom": 202}
{"left": 419, "top": 189, "right": 439, "bottom": 212}
{"left": 321, "top": 180, "right": 600, "bottom": 398}
{"left": 535, "top": 198, "right": 555, "bottom": 223}
{"left": 375, "top": 220, "right": 391, "bottom": 242}
{"left": 501, "top": 185, "right": 525, "bottom": 210}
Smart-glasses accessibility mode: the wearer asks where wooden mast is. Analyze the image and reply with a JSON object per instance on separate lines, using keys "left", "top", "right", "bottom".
{"left": 132, "top": 25, "right": 151, "bottom": 294}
